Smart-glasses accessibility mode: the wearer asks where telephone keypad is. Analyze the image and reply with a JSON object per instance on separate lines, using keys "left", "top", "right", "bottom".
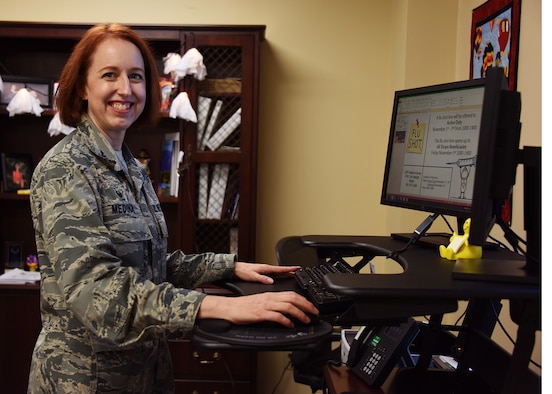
{"left": 362, "top": 351, "right": 384, "bottom": 376}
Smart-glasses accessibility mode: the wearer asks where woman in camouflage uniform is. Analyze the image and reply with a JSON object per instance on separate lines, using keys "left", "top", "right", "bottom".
{"left": 28, "top": 24, "right": 317, "bottom": 393}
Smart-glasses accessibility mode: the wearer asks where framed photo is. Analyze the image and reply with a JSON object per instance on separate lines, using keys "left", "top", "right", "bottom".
{"left": 470, "top": 0, "right": 521, "bottom": 91}
{"left": 0, "top": 75, "right": 53, "bottom": 108}
{"left": 1, "top": 153, "right": 33, "bottom": 192}
{"left": 5, "top": 242, "right": 23, "bottom": 269}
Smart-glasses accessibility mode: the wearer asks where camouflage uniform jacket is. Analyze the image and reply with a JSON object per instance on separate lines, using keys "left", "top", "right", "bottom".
{"left": 28, "top": 116, "right": 236, "bottom": 393}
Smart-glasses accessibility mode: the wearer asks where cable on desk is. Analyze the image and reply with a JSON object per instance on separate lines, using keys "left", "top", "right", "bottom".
{"left": 488, "top": 233, "right": 512, "bottom": 251}
{"left": 387, "top": 213, "right": 440, "bottom": 259}
{"left": 495, "top": 215, "right": 537, "bottom": 265}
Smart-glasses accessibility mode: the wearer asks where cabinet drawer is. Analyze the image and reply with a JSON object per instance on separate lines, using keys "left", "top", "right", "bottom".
{"left": 169, "top": 340, "right": 256, "bottom": 380}
{"left": 173, "top": 379, "right": 254, "bottom": 394}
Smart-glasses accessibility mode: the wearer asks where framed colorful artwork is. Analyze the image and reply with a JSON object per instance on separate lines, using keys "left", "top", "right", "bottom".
{"left": 470, "top": 0, "right": 521, "bottom": 90}
{"left": 1, "top": 153, "right": 33, "bottom": 192}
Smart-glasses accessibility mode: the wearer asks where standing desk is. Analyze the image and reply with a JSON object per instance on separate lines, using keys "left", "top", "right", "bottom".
{"left": 197, "top": 234, "right": 540, "bottom": 393}
{"left": 301, "top": 235, "right": 540, "bottom": 394}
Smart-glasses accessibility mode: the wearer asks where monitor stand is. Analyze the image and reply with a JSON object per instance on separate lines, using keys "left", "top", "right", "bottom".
{"left": 391, "top": 232, "right": 498, "bottom": 251}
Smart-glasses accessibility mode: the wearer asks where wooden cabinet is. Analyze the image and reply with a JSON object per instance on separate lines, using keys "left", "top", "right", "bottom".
{"left": 177, "top": 27, "right": 264, "bottom": 260}
{"left": 0, "top": 22, "right": 264, "bottom": 392}
{"left": 0, "top": 284, "right": 41, "bottom": 394}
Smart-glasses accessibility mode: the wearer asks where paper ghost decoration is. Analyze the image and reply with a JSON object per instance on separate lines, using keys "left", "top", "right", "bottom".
{"left": 163, "top": 52, "right": 182, "bottom": 82}
{"left": 47, "top": 112, "right": 75, "bottom": 137}
{"left": 6, "top": 88, "right": 44, "bottom": 117}
{"left": 169, "top": 92, "right": 197, "bottom": 122}
{"left": 174, "top": 48, "right": 207, "bottom": 81}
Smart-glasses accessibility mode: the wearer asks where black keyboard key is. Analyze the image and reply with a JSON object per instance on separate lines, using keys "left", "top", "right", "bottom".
{"left": 294, "top": 262, "right": 354, "bottom": 315}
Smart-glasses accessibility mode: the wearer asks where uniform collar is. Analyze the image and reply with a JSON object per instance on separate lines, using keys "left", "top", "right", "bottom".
{"left": 78, "top": 115, "right": 121, "bottom": 171}
{"left": 76, "top": 116, "right": 145, "bottom": 194}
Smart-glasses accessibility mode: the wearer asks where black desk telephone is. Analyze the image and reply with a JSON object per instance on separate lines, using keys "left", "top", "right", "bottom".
{"left": 346, "top": 318, "right": 419, "bottom": 387}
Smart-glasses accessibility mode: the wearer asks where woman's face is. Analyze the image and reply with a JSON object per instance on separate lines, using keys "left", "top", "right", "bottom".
{"left": 84, "top": 37, "right": 146, "bottom": 137}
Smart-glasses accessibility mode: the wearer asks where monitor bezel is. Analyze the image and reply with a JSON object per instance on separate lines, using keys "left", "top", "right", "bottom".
{"left": 380, "top": 77, "right": 489, "bottom": 221}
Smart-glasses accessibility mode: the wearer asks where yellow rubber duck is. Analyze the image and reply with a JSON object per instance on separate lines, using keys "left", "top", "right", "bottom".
{"left": 439, "top": 218, "right": 482, "bottom": 260}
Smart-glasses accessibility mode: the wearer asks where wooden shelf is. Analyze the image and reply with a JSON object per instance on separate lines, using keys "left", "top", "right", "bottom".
{"left": 0, "top": 192, "right": 30, "bottom": 200}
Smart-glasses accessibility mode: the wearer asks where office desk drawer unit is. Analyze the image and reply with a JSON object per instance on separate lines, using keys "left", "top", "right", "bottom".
{"left": 169, "top": 339, "right": 257, "bottom": 394}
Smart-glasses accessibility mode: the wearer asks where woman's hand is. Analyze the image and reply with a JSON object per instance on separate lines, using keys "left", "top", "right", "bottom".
{"left": 234, "top": 261, "right": 301, "bottom": 284}
{"left": 198, "top": 291, "right": 319, "bottom": 328}
{"left": 197, "top": 262, "right": 318, "bottom": 327}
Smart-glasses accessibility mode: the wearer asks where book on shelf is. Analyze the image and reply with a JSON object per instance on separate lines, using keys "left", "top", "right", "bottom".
{"left": 198, "top": 164, "right": 209, "bottom": 219}
{"left": 206, "top": 164, "right": 230, "bottom": 219}
{"left": 199, "top": 99, "right": 223, "bottom": 151}
{"left": 197, "top": 163, "right": 239, "bottom": 220}
{"left": 196, "top": 96, "right": 212, "bottom": 149}
{"left": 226, "top": 186, "right": 239, "bottom": 220}
{"left": 157, "top": 132, "right": 181, "bottom": 197}
{"left": 157, "top": 140, "right": 172, "bottom": 197}
{"left": 205, "top": 107, "right": 242, "bottom": 151}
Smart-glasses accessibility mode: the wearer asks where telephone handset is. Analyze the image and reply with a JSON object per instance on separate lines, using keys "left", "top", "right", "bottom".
{"left": 346, "top": 317, "right": 419, "bottom": 387}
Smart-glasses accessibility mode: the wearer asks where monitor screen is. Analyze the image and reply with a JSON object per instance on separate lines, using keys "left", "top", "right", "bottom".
{"left": 381, "top": 78, "right": 487, "bottom": 218}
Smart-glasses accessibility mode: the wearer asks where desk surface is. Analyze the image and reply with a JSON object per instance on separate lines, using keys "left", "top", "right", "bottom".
{"left": 299, "top": 235, "right": 540, "bottom": 300}
{"left": 220, "top": 235, "right": 539, "bottom": 324}
{"left": 221, "top": 235, "right": 541, "bottom": 324}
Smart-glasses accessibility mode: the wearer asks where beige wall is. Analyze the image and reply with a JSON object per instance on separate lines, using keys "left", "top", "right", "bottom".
{"left": 2, "top": 0, "right": 542, "bottom": 392}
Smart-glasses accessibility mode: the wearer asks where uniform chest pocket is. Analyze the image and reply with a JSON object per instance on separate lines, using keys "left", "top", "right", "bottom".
{"left": 104, "top": 203, "right": 153, "bottom": 273}
{"left": 105, "top": 202, "right": 152, "bottom": 242}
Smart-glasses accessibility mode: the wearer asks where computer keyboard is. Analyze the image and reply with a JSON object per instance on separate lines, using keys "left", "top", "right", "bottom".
{"left": 294, "top": 261, "right": 355, "bottom": 315}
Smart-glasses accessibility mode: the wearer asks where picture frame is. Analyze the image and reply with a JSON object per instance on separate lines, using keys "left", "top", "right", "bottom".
{"left": 470, "top": 0, "right": 521, "bottom": 91}
{"left": 1, "top": 153, "right": 33, "bottom": 192}
{"left": 0, "top": 75, "right": 53, "bottom": 108}
{"left": 5, "top": 241, "right": 23, "bottom": 269}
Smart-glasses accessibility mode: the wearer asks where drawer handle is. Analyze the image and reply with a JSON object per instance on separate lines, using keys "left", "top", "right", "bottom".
{"left": 193, "top": 351, "right": 221, "bottom": 364}
{"left": 191, "top": 391, "right": 220, "bottom": 394}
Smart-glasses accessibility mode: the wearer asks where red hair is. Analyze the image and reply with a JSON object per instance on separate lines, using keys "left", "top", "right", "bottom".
{"left": 56, "top": 23, "right": 161, "bottom": 127}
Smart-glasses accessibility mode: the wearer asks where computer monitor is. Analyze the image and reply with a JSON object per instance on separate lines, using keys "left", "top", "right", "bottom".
{"left": 381, "top": 68, "right": 540, "bottom": 284}
{"left": 380, "top": 67, "right": 520, "bottom": 247}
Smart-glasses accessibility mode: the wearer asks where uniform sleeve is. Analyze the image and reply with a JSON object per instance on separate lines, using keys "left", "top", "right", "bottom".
{"left": 31, "top": 155, "right": 209, "bottom": 351}
{"left": 165, "top": 250, "right": 236, "bottom": 289}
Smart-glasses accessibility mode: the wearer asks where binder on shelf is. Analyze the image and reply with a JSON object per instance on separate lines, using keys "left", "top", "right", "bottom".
{"left": 200, "top": 99, "right": 223, "bottom": 150}
{"left": 205, "top": 107, "right": 242, "bottom": 151}
{"left": 168, "top": 132, "right": 181, "bottom": 197}
{"left": 158, "top": 139, "right": 172, "bottom": 197}
{"left": 171, "top": 149, "right": 183, "bottom": 198}
{"left": 198, "top": 164, "right": 209, "bottom": 219}
{"left": 196, "top": 96, "right": 212, "bottom": 149}
{"left": 206, "top": 164, "right": 229, "bottom": 219}
{"left": 158, "top": 132, "right": 180, "bottom": 197}
{"left": 227, "top": 187, "right": 240, "bottom": 220}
